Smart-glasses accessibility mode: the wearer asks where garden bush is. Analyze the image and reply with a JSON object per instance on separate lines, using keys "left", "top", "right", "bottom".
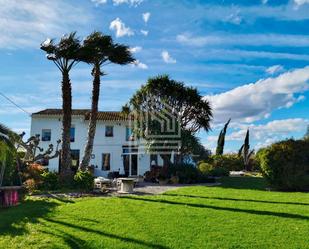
{"left": 259, "top": 139, "right": 309, "bottom": 191}
{"left": 209, "top": 167, "right": 229, "bottom": 177}
{"left": 24, "top": 178, "right": 37, "bottom": 193}
{"left": 22, "top": 163, "right": 44, "bottom": 192}
{"left": 144, "top": 166, "right": 163, "bottom": 183}
{"left": 40, "top": 171, "right": 59, "bottom": 190}
{"left": 74, "top": 170, "right": 94, "bottom": 192}
{"left": 210, "top": 154, "right": 244, "bottom": 171}
{"left": 197, "top": 162, "right": 213, "bottom": 175}
{"left": 168, "top": 163, "right": 211, "bottom": 184}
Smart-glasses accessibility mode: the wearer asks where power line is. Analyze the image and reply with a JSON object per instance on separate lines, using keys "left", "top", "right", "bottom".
{"left": 0, "top": 92, "right": 31, "bottom": 116}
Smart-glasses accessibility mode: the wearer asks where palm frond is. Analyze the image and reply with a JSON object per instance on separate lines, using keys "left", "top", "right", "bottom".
{"left": 109, "top": 44, "right": 135, "bottom": 65}
{"left": 0, "top": 123, "right": 17, "bottom": 148}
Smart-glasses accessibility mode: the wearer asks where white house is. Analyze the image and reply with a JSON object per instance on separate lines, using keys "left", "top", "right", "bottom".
{"left": 30, "top": 109, "right": 162, "bottom": 177}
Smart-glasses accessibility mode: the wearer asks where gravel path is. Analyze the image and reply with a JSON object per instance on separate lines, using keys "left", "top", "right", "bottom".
{"left": 133, "top": 182, "right": 221, "bottom": 195}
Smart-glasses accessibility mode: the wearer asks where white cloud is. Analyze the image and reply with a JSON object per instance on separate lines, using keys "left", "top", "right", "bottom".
{"left": 161, "top": 50, "right": 176, "bottom": 64}
{"left": 91, "top": 0, "right": 107, "bottom": 5}
{"left": 261, "top": 0, "right": 268, "bottom": 4}
{"left": 112, "top": 0, "right": 143, "bottom": 6}
{"left": 140, "top": 30, "right": 149, "bottom": 36}
{"left": 293, "top": 0, "right": 309, "bottom": 6}
{"left": 232, "top": 118, "right": 308, "bottom": 149}
{"left": 133, "top": 60, "right": 148, "bottom": 69}
{"left": 176, "top": 33, "right": 309, "bottom": 47}
{"left": 129, "top": 46, "right": 142, "bottom": 53}
{"left": 206, "top": 118, "right": 308, "bottom": 151}
{"left": 225, "top": 12, "right": 242, "bottom": 24}
{"left": 266, "top": 65, "right": 284, "bottom": 74}
{"left": 0, "top": 0, "right": 90, "bottom": 49}
{"left": 206, "top": 49, "right": 309, "bottom": 61}
{"left": 142, "top": 12, "right": 151, "bottom": 23}
{"left": 205, "top": 66, "right": 309, "bottom": 123}
{"left": 109, "top": 18, "right": 134, "bottom": 37}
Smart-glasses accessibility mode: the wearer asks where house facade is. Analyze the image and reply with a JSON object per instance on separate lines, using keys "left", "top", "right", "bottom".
{"left": 30, "top": 109, "right": 163, "bottom": 177}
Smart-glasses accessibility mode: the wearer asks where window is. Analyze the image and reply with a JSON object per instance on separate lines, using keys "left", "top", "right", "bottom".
{"left": 126, "top": 127, "right": 133, "bottom": 141}
{"left": 42, "top": 129, "right": 51, "bottom": 141}
{"left": 150, "top": 154, "right": 158, "bottom": 167}
{"left": 102, "top": 153, "right": 111, "bottom": 171}
{"left": 105, "top": 126, "right": 114, "bottom": 137}
{"left": 70, "top": 127, "right": 75, "bottom": 142}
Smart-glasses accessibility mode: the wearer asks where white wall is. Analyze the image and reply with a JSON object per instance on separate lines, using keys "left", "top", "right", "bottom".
{"left": 30, "top": 115, "right": 155, "bottom": 177}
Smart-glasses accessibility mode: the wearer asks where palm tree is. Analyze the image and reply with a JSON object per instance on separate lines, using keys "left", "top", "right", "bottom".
{"left": 40, "top": 32, "right": 81, "bottom": 180}
{"left": 79, "top": 31, "right": 134, "bottom": 170}
{"left": 0, "top": 123, "right": 15, "bottom": 149}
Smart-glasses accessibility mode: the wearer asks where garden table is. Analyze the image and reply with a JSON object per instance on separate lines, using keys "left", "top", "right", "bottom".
{"left": 117, "top": 178, "right": 135, "bottom": 194}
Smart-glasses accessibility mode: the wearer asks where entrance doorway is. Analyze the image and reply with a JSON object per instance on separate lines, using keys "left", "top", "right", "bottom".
{"left": 122, "top": 146, "right": 138, "bottom": 176}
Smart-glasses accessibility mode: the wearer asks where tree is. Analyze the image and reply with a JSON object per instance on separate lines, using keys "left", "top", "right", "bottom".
{"left": 78, "top": 31, "right": 134, "bottom": 170}
{"left": 0, "top": 124, "right": 16, "bottom": 186}
{"left": 304, "top": 125, "right": 309, "bottom": 139}
{"left": 238, "top": 129, "right": 254, "bottom": 171}
{"left": 0, "top": 123, "right": 16, "bottom": 149}
{"left": 0, "top": 124, "right": 60, "bottom": 186}
{"left": 127, "top": 75, "right": 212, "bottom": 166}
{"left": 216, "top": 118, "right": 231, "bottom": 155}
{"left": 179, "top": 129, "right": 211, "bottom": 163}
{"left": 40, "top": 32, "right": 81, "bottom": 180}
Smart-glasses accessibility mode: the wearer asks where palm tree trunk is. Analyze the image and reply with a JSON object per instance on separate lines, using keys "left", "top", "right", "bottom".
{"left": 80, "top": 63, "right": 101, "bottom": 171}
{"left": 60, "top": 70, "right": 72, "bottom": 180}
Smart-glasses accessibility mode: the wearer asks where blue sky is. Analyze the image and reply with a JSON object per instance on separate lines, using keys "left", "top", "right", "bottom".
{"left": 0, "top": 0, "right": 308, "bottom": 153}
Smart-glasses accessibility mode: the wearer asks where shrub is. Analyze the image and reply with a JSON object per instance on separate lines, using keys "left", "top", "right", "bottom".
{"left": 198, "top": 162, "right": 213, "bottom": 175}
{"left": 24, "top": 179, "right": 37, "bottom": 194}
{"left": 210, "top": 154, "right": 244, "bottom": 171}
{"left": 21, "top": 163, "right": 44, "bottom": 192}
{"left": 74, "top": 170, "right": 94, "bottom": 192}
{"left": 259, "top": 139, "right": 309, "bottom": 191}
{"left": 209, "top": 167, "right": 229, "bottom": 177}
{"left": 41, "top": 171, "right": 59, "bottom": 190}
{"left": 168, "top": 163, "right": 206, "bottom": 184}
{"left": 144, "top": 166, "right": 163, "bottom": 183}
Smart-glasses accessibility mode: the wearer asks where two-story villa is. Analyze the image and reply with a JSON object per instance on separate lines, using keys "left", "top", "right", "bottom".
{"left": 30, "top": 109, "right": 163, "bottom": 177}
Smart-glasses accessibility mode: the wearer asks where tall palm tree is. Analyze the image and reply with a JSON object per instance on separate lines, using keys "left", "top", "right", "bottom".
{"left": 40, "top": 32, "right": 81, "bottom": 180}
{"left": 79, "top": 31, "right": 134, "bottom": 170}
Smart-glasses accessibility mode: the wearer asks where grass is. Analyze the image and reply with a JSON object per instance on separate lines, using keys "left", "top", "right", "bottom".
{"left": 0, "top": 177, "right": 308, "bottom": 249}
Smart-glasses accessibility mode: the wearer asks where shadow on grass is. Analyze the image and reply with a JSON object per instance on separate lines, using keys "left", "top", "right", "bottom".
{"left": 41, "top": 229, "right": 87, "bottom": 249}
{"left": 121, "top": 196, "right": 309, "bottom": 221}
{"left": 163, "top": 193, "right": 309, "bottom": 206}
{"left": 0, "top": 199, "right": 59, "bottom": 236}
{"left": 217, "top": 177, "right": 268, "bottom": 191}
{"left": 44, "top": 194, "right": 75, "bottom": 203}
{"left": 43, "top": 218, "right": 170, "bottom": 249}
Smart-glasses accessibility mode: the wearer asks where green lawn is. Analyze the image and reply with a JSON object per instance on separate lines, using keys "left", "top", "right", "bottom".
{"left": 1, "top": 177, "right": 309, "bottom": 249}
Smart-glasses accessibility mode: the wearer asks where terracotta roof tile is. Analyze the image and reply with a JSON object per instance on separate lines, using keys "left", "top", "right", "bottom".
{"left": 32, "top": 109, "right": 131, "bottom": 121}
